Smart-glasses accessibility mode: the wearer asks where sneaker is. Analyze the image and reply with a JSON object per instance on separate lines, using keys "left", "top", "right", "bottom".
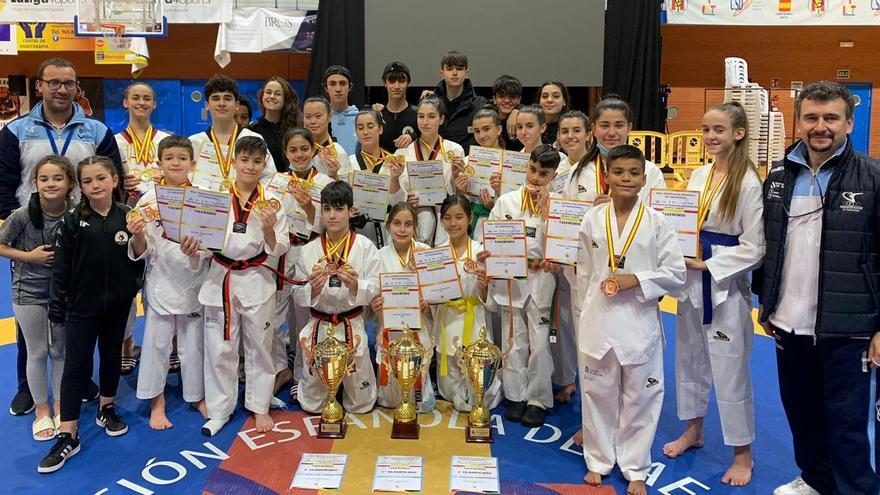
{"left": 96, "top": 404, "right": 128, "bottom": 437}
{"left": 82, "top": 380, "right": 100, "bottom": 403}
{"left": 521, "top": 404, "right": 547, "bottom": 427}
{"left": 37, "top": 432, "right": 80, "bottom": 474}
{"left": 505, "top": 401, "right": 528, "bottom": 422}
{"left": 773, "top": 477, "right": 821, "bottom": 495}
{"left": 9, "top": 390, "right": 34, "bottom": 416}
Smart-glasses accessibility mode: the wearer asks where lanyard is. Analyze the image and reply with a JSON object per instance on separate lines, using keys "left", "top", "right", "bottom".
{"left": 449, "top": 239, "right": 473, "bottom": 263}
{"left": 605, "top": 202, "right": 645, "bottom": 274}
{"left": 232, "top": 183, "right": 264, "bottom": 213}
{"left": 322, "top": 231, "right": 353, "bottom": 263}
{"left": 416, "top": 137, "right": 442, "bottom": 161}
{"left": 41, "top": 124, "right": 75, "bottom": 157}
{"left": 124, "top": 125, "right": 156, "bottom": 165}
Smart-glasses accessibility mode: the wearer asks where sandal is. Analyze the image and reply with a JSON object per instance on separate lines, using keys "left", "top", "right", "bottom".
{"left": 120, "top": 356, "right": 138, "bottom": 375}
{"left": 32, "top": 415, "right": 57, "bottom": 441}
{"left": 168, "top": 353, "right": 181, "bottom": 374}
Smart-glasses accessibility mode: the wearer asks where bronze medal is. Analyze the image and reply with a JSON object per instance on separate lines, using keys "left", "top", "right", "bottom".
{"left": 267, "top": 199, "right": 282, "bottom": 213}
{"left": 325, "top": 262, "right": 339, "bottom": 275}
{"left": 463, "top": 259, "right": 478, "bottom": 274}
{"left": 600, "top": 276, "right": 619, "bottom": 297}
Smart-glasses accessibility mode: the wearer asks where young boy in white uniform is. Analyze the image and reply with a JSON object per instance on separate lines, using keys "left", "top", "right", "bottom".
{"left": 195, "top": 136, "right": 289, "bottom": 437}
{"left": 480, "top": 144, "right": 561, "bottom": 427}
{"left": 294, "top": 181, "right": 379, "bottom": 415}
{"left": 576, "top": 145, "right": 686, "bottom": 495}
{"left": 128, "top": 136, "right": 209, "bottom": 430}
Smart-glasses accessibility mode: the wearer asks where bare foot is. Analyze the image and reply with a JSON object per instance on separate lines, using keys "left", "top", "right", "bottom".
{"left": 627, "top": 480, "right": 647, "bottom": 495}
{"left": 663, "top": 421, "right": 704, "bottom": 458}
{"left": 255, "top": 412, "right": 274, "bottom": 433}
{"left": 572, "top": 429, "right": 584, "bottom": 447}
{"left": 554, "top": 383, "right": 577, "bottom": 404}
{"left": 721, "top": 445, "right": 753, "bottom": 486}
{"left": 583, "top": 471, "right": 602, "bottom": 486}
{"left": 194, "top": 399, "right": 209, "bottom": 419}
{"left": 149, "top": 394, "right": 173, "bottom": 430}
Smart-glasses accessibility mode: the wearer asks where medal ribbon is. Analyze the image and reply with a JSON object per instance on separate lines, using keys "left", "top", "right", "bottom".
{"left": 395, "top": 239, "right": 416, "bottom": 269}
{"left": 594, "top": 155, "right": 609, "bottom": 196}
{"left": 697, "top": 166, "right": 726, "bottom": 231}
{"left": 416, "top": 137, "right": 442, "bottom": 161}
{"left": 315, "top": 138, "right": 336, "bottom": 157}
{"left": 605, "top": 202, "right": 645, "bottom": 275}
{"left": 210, "top": 125, "right": 239, "bottom": 183}
{"left": 291, "top": 167, "right": 318, "bottom": 190}
{"left": 321, "top": 231, "right": 353, "bottom": 265}
{"left": 520, "top": 187, "right": 540, "bottom": 215}
{"left": 361, "top": 148, "right": 394, "bottom": 173}
{"left": 125, "top": 125, "right": 157, "bottom": 165}
{"left": 232, "top": 183, "right": 264, "bottom": 214}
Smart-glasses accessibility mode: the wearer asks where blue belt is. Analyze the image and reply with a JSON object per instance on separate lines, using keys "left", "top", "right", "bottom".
{"left": 699, "top": 230, "right": 739, "bottom": 325}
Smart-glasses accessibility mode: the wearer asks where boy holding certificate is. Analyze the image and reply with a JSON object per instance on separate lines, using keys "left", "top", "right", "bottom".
{"left": 189, "top": 75, "right": 276, "bottom": 192}
{"left": 294, "top": 181, "right": 380, "bottom": 415}
{"left": 128, "top": 135, "right": 210, "bottom": 430}
{"left": 196, "top": 136, "right": 290, "bottom": 437}
{"left": 480, "top": 144, "right": 560, "bottom": 427}
{"left": 575, "top": 145, "right": 686, "bottom": 495}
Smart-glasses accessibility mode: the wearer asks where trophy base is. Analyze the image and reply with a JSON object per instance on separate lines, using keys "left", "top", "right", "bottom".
{"left": 317, "top": 419, "right": 347, "bottom": 439}
{"left": 391, "top": 420, "right": 420, "bottom": 439}
{"left": 466, "top": 424, "right": 494, "bottom": 443}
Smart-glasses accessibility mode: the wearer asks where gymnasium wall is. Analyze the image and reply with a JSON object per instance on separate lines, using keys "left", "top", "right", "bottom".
{"left": 661, "top": 25, "right": 880, "bottom": 157}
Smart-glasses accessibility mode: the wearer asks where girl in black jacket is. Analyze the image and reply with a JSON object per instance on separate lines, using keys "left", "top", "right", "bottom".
{"left": 39, "top": 156, "right": 143, "bottom": 474}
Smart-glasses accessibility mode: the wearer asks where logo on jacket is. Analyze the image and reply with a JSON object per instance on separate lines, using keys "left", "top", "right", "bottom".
{"left": 713, "top": 330, "right": 730, "bottom": 341}
{"left": 646, "top": 377, "right": 660, "bottom": 388}
{"left": 76, "top": 126, "right": 92, "bottom": 140}
{"left": 841, "top": 191, "right": 864, "bottom": 212}
{"left": 539, "top": 316, "right": 550, "bottom": 326}
{"left": 114, "top": 231, "right": 129, "bottom": 245}
{"left": 591, "top": 240, "right": 599, "bottom": 248}
{"left": 504, "top": 215, "right": 513, "bottom": 220}
{"left": 578, "top": 185, "right": 587, "bottom": 193}
{"left": 767, "top": 181, "right": 784, "bottom": 201}
{"left": 187, "top": 312, "right": 202, "bottom": 319}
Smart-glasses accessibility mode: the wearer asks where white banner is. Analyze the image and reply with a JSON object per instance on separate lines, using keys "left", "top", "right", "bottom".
{"left": 214, "top": 8, "right": 310, "bottom": 68}
{"left": 164, "top": 0, "right": 233, "bottom": 24}
{"left": 666, "top": 0, "right": 880, "bottom": 25}
{"left": 0, "top": 0, "right": 230, "bottom": 24}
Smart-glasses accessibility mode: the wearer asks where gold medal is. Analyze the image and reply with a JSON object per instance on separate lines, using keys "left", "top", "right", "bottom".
{"left": 600, "top": 276, "right": 620, "bottom": 297}
{"left": 221, "top": 179, "right": 233, "bottom": 191}
{"left": 445, "top": 150, "right": 457, "bottom": 162}
{"left": 126, "top": 209, "right": 142, "bottom": 222}
{"left": 463, "top": 165, "right": 475, "bottom": 177}
{"left": 252, "top": 199, "right": 270, "bottom": 211}
{"left": 463, "top": 259, "right": 478, "bottom": 274}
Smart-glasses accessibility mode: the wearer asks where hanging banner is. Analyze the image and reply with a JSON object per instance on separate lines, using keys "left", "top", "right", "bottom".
{"left": 17, "top": 23, "right": 93, "bottom": 51}
{"left": 0, "top": 24, "right": 16, "bottom": 55}
{"left": 94, "top": 37, "right": 150, "bottom": 76}
{"left": 0, "top": 0, "right": 82, "bottom": 23}
{"left": 214, "top": 8, "right": 314, "bottom": 68}
{"left": 666, "top": 0, "right": 880, "bottom": 25}
{"left": 164, "top": 0, "right": 233, "bottom": 24}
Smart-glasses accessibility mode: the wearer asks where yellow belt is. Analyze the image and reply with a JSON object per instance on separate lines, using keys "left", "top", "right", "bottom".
{"left": 439, "top": 296, "right": 482, "bottom": 376}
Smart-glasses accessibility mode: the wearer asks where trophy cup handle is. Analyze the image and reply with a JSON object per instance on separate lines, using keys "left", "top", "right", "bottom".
{"left": 299, "top": 335, "right": 314, "bottom": 368}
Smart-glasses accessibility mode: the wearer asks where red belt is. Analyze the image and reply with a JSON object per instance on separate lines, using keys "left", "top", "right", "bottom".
{"left": 213, "top": 252, "right": 305, "bottom": 340}
{"left": 308, "top": 307, "right": 364, "bottom": 374}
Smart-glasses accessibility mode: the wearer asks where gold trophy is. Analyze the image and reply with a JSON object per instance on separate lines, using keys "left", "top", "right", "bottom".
{"left": 308, "top": 325, "right": 359, "bottom": 439}
{"left": 384, "top": 325, "right": 432, "bottom": 439}
{"left": 459, "top": 326, "right": 502, "bottom": 443}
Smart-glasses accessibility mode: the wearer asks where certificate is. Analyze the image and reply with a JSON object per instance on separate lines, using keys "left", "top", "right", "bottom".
{"left": 449, "top": 456, "right": 500, "bottom": 494}
{"left": 544, "top": 198, "right": 592, "bottom": 265}
{"left": 372, "top": 455, "right": 423, "bottom": 492}
{"left": 407, "top": 160, "right": 447, "bottom": 206}
{"left": 154, "top": 184, "right": 186, "bottom": 243}
{"left": 351, "top": 170, "right": 391, "bottom": 221}
{"left": 500, "top": 150, "right": 529, "bottom": 195}
{"left": 482, "top": 220, "right": 528, "bottom": 279}
{"left": 265, "top": 172, "right": 323, "bottom": 240}
{"left": 179, "top": 188, "right": 230, "bottom": 252}
{"left": 551, "top": 167, "right": 570, "bottom": 194}
{"left": 650, "top": 188, "right": 700, "bottom": 258}
{"left": 413, "top": 246, "right": 463, "bottom": 304}
{"left": 191, "top": 140, "right": 233, "bottom": 192}
{"left": 380, "top": 273, "right": 422, "bottom": 330}
{"left": 290, "top": 453, "right": 347, "bottom": 490}
{"left": 466, "top": 146, "right": 502, "bottom": 202}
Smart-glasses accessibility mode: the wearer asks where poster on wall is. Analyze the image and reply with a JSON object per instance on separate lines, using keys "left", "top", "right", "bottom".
{"left": 0, "top": 78, "right": 30, "bottom": 131}
{"left": 0, "top": 1, "right": 81, "bottom": 23}
{"left": 666, "top": 0, "right": 880, "bottom": 25}
{"left": 17, "top": 23, "right": 93, "bottom": 51}
{"left": 214, "top": 9, "right": 313, "bottom": 68}
{"left": 165, "top": 0, "right": 233, "bottom": 24}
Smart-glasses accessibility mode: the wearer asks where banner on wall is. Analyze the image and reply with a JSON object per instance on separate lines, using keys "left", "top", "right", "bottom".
{"left": 666, "top": 0, "right": 880, "bottom": 25}
{"left": 17, "top": 23, "right": 93, "bottom": 51}
{"left": 0, "top": 0, "right": 230, "bottom": 24}
{"left": 94, "top": 37, "right": 150, "bottom": 76}
{"left": 0, "top": 25, "right": 16, "bottom": 55}
{"left": 214, "top": 9, "right": 314, "bottom": 68}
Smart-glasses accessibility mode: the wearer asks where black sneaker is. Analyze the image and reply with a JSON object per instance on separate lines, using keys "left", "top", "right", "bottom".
{"left": 9, "top": 390, "right": 34, "bottom": 416}
{"left": 82, "top": 380, "right": 100, "bottom": 403}
{"left": 521, "top": 405, "right": 547, "bottom": 427}
{"left": 96, "top": 404, "right": 128, "bottom": 437}
{"left": 38, "top": 432, "right": 80, "bottom": 474}
{"left": 505, "top": 400, "right": 528, "bottom": 422}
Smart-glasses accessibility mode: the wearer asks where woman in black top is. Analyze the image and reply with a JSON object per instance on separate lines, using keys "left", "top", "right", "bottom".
{"left": 249, "top": 76, "right": 303, "bottom": 172}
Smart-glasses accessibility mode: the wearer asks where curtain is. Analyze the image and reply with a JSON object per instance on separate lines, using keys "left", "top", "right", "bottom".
{"left": 603, "top": 1, "right": 663, "bottom": 132}
{"left": 304, "top": 0, "right": 365, "bottom": 107}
